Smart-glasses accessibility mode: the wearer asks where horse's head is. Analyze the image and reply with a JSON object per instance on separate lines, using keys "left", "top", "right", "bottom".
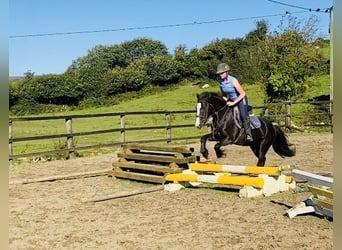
{"left": 195, "top": 92, "right": 226, "bottom": 129}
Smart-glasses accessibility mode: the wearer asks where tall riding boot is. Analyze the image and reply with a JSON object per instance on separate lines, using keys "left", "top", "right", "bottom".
{"left": 243, "top": 118, "right": 253, "bottom": 143}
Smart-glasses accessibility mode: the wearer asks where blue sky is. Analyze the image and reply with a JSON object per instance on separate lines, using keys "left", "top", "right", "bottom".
{"left": 9, "top": 0, "right": 333, "bottom": 77}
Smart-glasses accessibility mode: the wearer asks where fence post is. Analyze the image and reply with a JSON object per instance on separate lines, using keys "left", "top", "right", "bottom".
{"left": 65, "top": 117, "right": 75, "bottom": 159}
{"left": 284, "top": 101, "right": 291, "bottom": 132}
{"left": 329, "top": 113, "right": 333, "bottom": 133}
{"left": 9, "top": 119, "right": 13, "bottom": 164}
{"left": 329, "top": 100, "right": 333, "bottom": 133}
{"left": 165, "top": 112, "right": 171, "bottom": 144}
{"left": 120, "top": 114, "right": 125, "bottom": 144}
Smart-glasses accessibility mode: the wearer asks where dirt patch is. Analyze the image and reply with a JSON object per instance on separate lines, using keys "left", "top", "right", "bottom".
{"left": 9, "top": 133, "right": 333, "bottom": 249}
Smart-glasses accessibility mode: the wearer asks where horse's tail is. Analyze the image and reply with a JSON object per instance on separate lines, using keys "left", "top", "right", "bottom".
{"left": 272, "top": 125, "right": 296, "bottom": 158}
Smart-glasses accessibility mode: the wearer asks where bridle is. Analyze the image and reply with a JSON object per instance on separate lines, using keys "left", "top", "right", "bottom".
{"left": 196, "top": 101, "right": 215, "bottom": 119}
{"left": 196, "top": 96, "right": 227, "bottom": 126}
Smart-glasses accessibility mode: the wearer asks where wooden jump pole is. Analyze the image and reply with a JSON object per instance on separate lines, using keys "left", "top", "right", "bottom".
{"left": 9, "top": 169, "right": 112, "bottom": 185}
{"left": 81, "top": 185, "right": 164, "bottom": 203}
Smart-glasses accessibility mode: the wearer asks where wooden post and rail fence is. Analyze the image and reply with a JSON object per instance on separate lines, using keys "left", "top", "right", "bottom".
{"left": 9, "top": 100, "right": 332, "bottom": 162}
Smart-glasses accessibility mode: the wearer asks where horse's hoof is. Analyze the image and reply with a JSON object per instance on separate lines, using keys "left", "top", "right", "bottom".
{"left": 199, "top": 157, "right": 212, "bottom": 163}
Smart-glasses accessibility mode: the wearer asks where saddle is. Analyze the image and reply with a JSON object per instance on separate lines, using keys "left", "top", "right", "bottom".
{"left": 232, "top": 106, "right": 261, "bottom": 129}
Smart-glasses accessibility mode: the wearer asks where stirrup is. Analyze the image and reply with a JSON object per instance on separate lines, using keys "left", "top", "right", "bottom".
{"left": 246, "top": 135, "right": 253, "bottom": 142}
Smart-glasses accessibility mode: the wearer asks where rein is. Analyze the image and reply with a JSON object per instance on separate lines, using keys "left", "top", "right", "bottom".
{"left": 208, "top": 95, "right": 228, "bottom": 115}
{"left": 214, "top": 102, "right": 228, "bottom": 114}
{"left": 197, "top": 95, "right": 228, "bottom": 121}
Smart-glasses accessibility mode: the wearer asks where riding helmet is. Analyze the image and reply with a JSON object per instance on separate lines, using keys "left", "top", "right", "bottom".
{"left": 216, "top": 63, "right": 230, "bottom": 74}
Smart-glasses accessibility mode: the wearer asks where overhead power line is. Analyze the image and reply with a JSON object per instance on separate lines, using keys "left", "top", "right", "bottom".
{"left": 10, "top": 11, "right": 312, "bottom": 39}
{"left": 267, "top": 0, "right": 331, "bottom": 13}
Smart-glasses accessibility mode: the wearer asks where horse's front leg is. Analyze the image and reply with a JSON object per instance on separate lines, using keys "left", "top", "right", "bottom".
{"left": 200, "top": 133, "right": 212, "bottom": 160}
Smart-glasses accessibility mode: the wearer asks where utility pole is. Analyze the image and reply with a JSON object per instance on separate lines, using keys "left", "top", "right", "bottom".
{"left": 329, "top": 6, "right": 333, "bottom": 117}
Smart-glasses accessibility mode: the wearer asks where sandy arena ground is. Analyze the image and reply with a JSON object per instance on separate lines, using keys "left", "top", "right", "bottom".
{"left": 9, "top": 133, "right": 333, "bottom": 249}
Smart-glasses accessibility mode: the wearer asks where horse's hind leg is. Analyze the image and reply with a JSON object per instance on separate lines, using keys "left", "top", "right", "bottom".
{"left": 256, "top": 155, "right": 266, "bottom": 166}
{"left": 214, "top": 142, "right": 225, "bottom": 158}
{"left": 250, "top": 142, "right": 271, "bottom": 166}
{"left": 250, "top": 145, "right": 261, "bottom": 165}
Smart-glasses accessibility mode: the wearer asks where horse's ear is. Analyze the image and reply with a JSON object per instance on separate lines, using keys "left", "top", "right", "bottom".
{"left": 196, "top": 93, "right": 199, "bottom": 100}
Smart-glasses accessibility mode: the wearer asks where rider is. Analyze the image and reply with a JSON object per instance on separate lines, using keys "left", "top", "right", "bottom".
{"left": 216, "top": 62, "right": 253, "bottom": 143}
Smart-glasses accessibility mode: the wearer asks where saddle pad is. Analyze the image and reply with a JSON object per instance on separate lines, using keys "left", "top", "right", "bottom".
{"left": 250, "top": 115, "right": 261, "bottom": 129}
{"left": 232, "top": 107, "right": 260, "bottom": 129}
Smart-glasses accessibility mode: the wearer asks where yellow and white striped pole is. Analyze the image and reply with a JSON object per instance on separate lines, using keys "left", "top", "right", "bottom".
{"left": 165, "top": 170, "right": 296, "bottom": 196}
{"left": 165, "top": 173, "right": 265, "bottom": 188}
{"left": 189, "top": 163, "right": 295, "bottom": 176}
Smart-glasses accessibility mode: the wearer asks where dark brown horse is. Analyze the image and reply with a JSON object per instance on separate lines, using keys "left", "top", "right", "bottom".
{"left": 195, "top": 91, "right": 296, "bottom": 166}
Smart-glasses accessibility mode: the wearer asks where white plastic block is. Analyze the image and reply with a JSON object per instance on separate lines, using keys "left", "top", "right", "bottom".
{"left": 286, "top": 202, "right": 315, "bottom": 218}
{"left": 260, "top": 174, "right": 280, "bottom": 196}
{"left": 239, "top": 186, "right": 263, "bottom": 198}
{"left": 164, "top": 183, "right": 185, "bottom": 192}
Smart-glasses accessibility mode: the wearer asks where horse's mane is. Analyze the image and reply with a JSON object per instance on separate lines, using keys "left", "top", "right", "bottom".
{"left": 197, "top": 91, "right": 222, "bottom": 100}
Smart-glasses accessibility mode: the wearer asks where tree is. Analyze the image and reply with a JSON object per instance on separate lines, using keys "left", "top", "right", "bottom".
{"left": 19, "top": 74, "right": 79, "bottom": 105}
{"left": 173, "top": 45, "right": 187, "bottom": 77}
{"left": 67, "top": 44, "right": 130, "bottom": 71}
{"left": 184, "top": 48, "right": 208, "bottom": 78}
{"left": 198, "top": 38, "right": 245, "bottom": 80}
{"left": 121, "top": 38, "right": 168, "bottom": 62}
{"left": 64, "top": 38, "right": 170, "bottom": 100}
{"left": 143, "top": 54, "right": 182, "bottom": 85}
{"left": 9, "top": 79, "right": 20, "bottom": 107}
{"left": 257, "top": 15, "right": 327, "bottom": 101}
{"left": 104, "top": 64, "right": 150, "bottom": 96}
{"left": 245, "top": 20, "right": 268, "bottom": 44}
{"left": 236, "top": 20, "right": 269, "bottom": 84}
